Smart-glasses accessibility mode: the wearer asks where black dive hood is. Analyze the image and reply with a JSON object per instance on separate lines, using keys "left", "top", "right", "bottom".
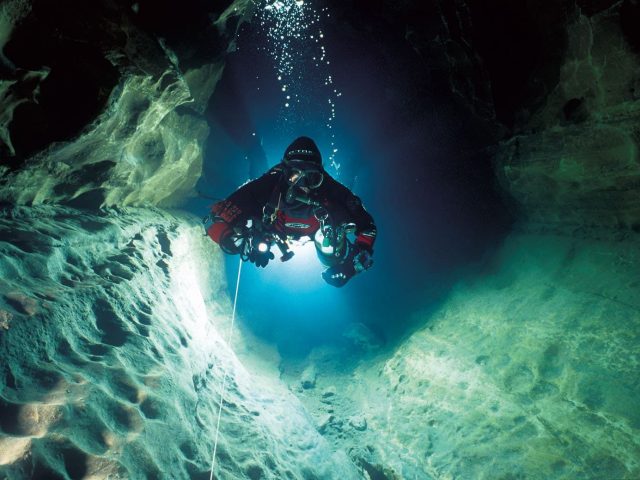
{"left": 282, "top": 136, "right": 325, "bottom": 191}
{"left": 283, "top": 136, "right": 323, "bottom": 165}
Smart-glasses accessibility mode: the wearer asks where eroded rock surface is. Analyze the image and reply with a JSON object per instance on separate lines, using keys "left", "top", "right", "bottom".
{"left": 1, "top": 1, "right": 638, "bottom": 478}
{"left": 0, "top": 0, "right": 252, "bottom": 207}
{"left": 0, "top": 206, "right": 360, "bottom": 479}
{"left": 495, "top": 6, "right": 640, "bottom": 234}
{"left": 281, "top": 232, "right": 640, "bottom": 479}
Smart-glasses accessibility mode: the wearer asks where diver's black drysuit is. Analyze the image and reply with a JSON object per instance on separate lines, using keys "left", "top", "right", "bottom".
{"left": 206, "top": 137, "right": 376, "bottom": 287}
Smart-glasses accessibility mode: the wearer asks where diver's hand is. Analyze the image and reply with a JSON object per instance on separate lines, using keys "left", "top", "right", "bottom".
{"left": 247, "top": 245, "right": 274, "bottom": 268}
{"left": 322, "top": 244, "right": 373, "bottom": 287}
{"left": 353, "top": 248, "right": 373, "bottom": 273}
{"left": 322, "top": 261, "right": 356, "bottom": 287}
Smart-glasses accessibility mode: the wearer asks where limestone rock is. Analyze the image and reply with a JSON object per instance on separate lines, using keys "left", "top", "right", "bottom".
{"left": 301, "top": 364, "right": 318, "bottom": 389}
{"left": 322, "top": 386, "right": 337, "bottom": 399}
{"left": 0, "top": 310, "right": 12, "bottom": 330}
{"left": 0, "top": 0, "right": 249, "bottom": 208}
{"left": 317, "top": 413, "right": 334, "bottom": 434}
{"left": 0, "top": 206, "right": 362, "bottom": 479}
{"left": 346, "top": 233, "right": 640, "bottom": 478}
{"left": 4, "top": 292, "right": 37, "bottom": 316}
{"left": 348, "top": 415, "right": 367, "bottom": 432}
{"left": 496, "top": 122, "right": 640, "bottom": 233}
{"left": 0, "top": 437, "right": 30, "bottom": 466}
{"left": 493, "top": 6, "right": 640, "bottom": 235}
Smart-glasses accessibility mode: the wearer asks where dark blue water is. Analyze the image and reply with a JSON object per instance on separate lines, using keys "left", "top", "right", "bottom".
{"left": 187, "top": 0, "right": 512, "bottom": 356}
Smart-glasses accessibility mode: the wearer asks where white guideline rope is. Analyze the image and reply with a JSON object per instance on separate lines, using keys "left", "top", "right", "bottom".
{"left": 209, "top": 257, "right": 243, "bottom": 480}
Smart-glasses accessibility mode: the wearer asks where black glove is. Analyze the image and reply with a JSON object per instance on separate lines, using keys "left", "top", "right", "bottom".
{"left": 322, "top": 261, "right": 355, "bottom": 287}
{"left": 247, "top": 243, "right": 274, "bottom": 268}
{"left": 322, "top": 244, "right": 373, "bottom": 287}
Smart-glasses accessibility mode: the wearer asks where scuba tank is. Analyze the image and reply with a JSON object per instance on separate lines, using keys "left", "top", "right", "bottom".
{"left": 313, "top": 204, "right": 356, "bottom": 267}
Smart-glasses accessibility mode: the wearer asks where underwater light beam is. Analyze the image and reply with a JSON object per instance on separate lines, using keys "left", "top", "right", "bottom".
{"left": 254, "top": 0, "right": 343, "bottom": 174}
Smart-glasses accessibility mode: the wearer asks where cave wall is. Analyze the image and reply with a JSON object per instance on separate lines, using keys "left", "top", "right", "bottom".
{"left": 0, "top": 0, "right": 251, "bottom": 208}
{"left": 391, "top": 0, "right": 640, "bottom": 234}
{"left": 340, "top": 233, "right": 639, "bottom": 478}
{"left": 0, "top": 0, "right": 639, "bottom": 478}
{"left": 0, "top": 206, "right": 361, "bottom": 479}
{"left": 495, "top": 5, "right": 640, "bottom": 235}
{"left": 1, "top": 0, "right": 637, "bottom": 243}
{"left": 340, "top": 0, "right": 640, "bottom": 236}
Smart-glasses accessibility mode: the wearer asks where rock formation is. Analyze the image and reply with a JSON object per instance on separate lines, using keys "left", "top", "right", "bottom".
{"left": 1, "top": 0, "right": 639, "bottom": 478}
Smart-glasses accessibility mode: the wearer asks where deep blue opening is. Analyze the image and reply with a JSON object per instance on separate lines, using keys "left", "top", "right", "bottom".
{"left": 185, "top": 1, "right": 513, "bottom": 356}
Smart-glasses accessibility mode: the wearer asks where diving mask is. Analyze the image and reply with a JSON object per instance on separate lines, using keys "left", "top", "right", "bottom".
{"left": 286, "top": 160, "right": 324, "bottom": 189}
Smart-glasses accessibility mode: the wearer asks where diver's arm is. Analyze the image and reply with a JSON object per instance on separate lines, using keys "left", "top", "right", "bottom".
{"left": 346, "top": 195, "right": 377, "bottom": 252}
{"left": 320, "top": 179, "right": 376, "bottom": 287}
{"left": 207, "top": 171, "right": 280, "bottom": 253}
{"left": 326, "top": 178, "right": 377, "bottom": 251}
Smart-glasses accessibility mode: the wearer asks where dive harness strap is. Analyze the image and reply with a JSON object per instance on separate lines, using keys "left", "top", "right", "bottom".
{"left": 260, "top": 176, "right": 348, "bottom": 258}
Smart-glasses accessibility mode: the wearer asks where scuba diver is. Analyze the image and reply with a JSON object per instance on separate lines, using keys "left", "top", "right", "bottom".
{"left": 205, "top": 136, "right": 377, "bottom": 287}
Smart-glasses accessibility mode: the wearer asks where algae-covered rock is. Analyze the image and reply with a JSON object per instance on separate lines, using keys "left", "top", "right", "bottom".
{"left": 0, "top": 0, "right": 252, "bottom": 208}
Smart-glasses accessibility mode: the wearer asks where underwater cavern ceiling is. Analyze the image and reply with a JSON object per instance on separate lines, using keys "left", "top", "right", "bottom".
{"left": 1, "top": 0, "right": 639, "bottom": 479}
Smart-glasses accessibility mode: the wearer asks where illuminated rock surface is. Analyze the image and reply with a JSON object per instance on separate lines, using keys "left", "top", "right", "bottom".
{"left": 0, "top": 206, "right": 359, "bottom": 479}
{"left": 0, "top": 0, "right": 249, "bottom": 207}
{"left": 2, "top": 208, "right": 638, "bottom": 479}
{"left": 271, "top": 233, "right": 640, "bottom": 479}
